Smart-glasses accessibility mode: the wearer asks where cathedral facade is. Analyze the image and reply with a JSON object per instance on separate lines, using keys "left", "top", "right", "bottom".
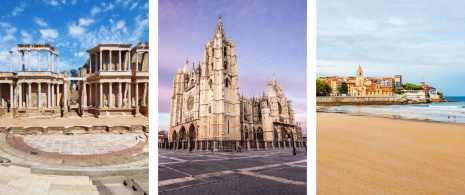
{"left": 168, "top": 19, "right": 303, "bottom": 148}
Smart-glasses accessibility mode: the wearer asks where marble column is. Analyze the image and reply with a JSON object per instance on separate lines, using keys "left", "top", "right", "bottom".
{"left": 51, "top": 54, "right": 54, "bottom": 72}
{"left": 99, "top": 83, "right": 103, "bottom": 107}
{"left": 89, "top": 54, "right": 92, "bottom": 73}
{"left": 94, "top": 83, "right": 98, "bottom": 107}
{"left": 47, "top": 51, "right": 50, "bottom": 71}
{"left": 99, "top": 51, "right": 103, "bottom": 71}
{"left": 47, "top": 83, "right": 51, "bottom": 108}
{"left": 57, "top": 83, "right": 60, "bottom": 107}
{"left": 38, "top": 83, "right": 41, "bottom": 108}
{"left": 82, "top": 82, "right": 87, "bottom": 108}
{"left": 109, "top": 50, "right": 112, "bottom": 71}
{"left": 109, "top": 82, "right": 112, "bottom": 108}
{"left": 118, "top": 82, "right": 122, "bottom": 107}
{"left": 64, "top": 82, "right": 67, "bottom": 106}
{"left": 17, "top": 50, "right": 21, "bottom": 71}
{"left": 128, "top": 83, "right": 132, "bottom": 108}
{"left": 143, "top": 83, "right": 147, "bottom": 106}
{"left": 135, "top": 51, "right": 139, "bottom": 71}
{"left": 9, "top": 51, "right": 13, "bottom": 72}
{"left": 27, "top": 83, "right": 32, "bottom": 108}
{"left": 51, "top": 84, "right": 55, "bottom": 108}
{"left": 38, "top": 50, "right": 41, "bottom": 71}
{"left": 94, "top": 53, "right": 97, "bottom": 72}
{"left": 135, "top": 83, "right": 139, "bottom": 107}
{"left": 128, "top": 51, "right": 131, "bottom": 71}
{"left": 89, "top": 84, "right": 92, "bottom": 107}
{"left": 18, "top": 83, "right": 22, "bottom": 108}
{"left": 10, "top": 83, "right": 14, "bottom": 108}
{"left": 118, "top": 51, "right": 121, "bottom": 71}
{"left": 28, "top": 50, "right": 31, "bottom": 71}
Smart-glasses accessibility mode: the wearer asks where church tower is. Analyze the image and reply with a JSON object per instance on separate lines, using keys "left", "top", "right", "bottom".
{"left": 355, "top": 64, "right": 364, "bottom": 86}
{"left": 199, "top": 18, "right": 240, "bottom": 141}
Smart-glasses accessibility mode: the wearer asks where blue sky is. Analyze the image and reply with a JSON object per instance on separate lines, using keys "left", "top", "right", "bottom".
{"left": 158, "top": 0, "right": 307, "bottom": 134}
{"left": 317, "top": 1, "right": 465, "bottom": 96}
{"left": 0, "top": 0, "right": 148, "bottom": 73}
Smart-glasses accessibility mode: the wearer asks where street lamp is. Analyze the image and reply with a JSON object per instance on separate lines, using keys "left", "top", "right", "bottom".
{"left": 286, "top": 132, "right": 296, "bottom": 155}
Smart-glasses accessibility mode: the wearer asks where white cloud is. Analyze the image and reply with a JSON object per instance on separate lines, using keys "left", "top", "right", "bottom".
{"left": 143, "top": 2, "right": 148, "bottom": 9}
{"left": 40, "top": 29, "right": 59, "bottom": 39}
{"left": 387, "top": 16, "right": 408, "bottom": 26}
{"left": 103, "top": 3, "right": 114, "bottom": 11}
{"left": 71, "top": 0, "right": 76, "bottom": 5}
{"left": 61, "top": 0, "right": 66, "bottom": 4}
{"left": 34, "top": 17, "right": 48, "bottom": 27}
{"left": 51, "top": 0, "right": 59, "bottom": 6}
{"left": 115, "top": 20, "right": 125, "bottom": 30}
{"left": 12, "top": 2, "right": 27, "bottom": 16}
{"left": 130, "top": 2, "right": 138, "bottom": 10}
{"left": 74, "top": 51, "right": 86, "bottom": 57}
{"left": 91, "top": 6, "right": 101, "bottom": 15}
{"left": 116, "top": 0, "right": 133, "bottom": 8}
{"left": 68, "top": 24, "right": 85, "bottom": 37}
{"left": 78, "top": 18, "right": 94, "bottom": 26}
{"left": 21, "top": 30, "right": 32, "bottom": 43}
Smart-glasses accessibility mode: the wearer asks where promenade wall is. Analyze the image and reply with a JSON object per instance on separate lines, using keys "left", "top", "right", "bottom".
{"left": 316, "top": 96, "right": 407, "bottom": 106}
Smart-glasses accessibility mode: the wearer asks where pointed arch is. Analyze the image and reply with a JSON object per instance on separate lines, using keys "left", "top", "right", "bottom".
{"left": 225, "top": 78, "right": 230, "bottom": 88}
{"left": 172, "top": 130, "right": 178, "bottom": 141}
{"left": 179, "top": 126, "right": 186, "bottom": 141}
{"left": 188, "top": 123, "right": 196, "bottom": 140}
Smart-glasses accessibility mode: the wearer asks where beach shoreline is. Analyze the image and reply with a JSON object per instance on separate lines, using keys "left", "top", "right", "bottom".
{"left": 317, "top": 112, "right": 465, "bottom": 194}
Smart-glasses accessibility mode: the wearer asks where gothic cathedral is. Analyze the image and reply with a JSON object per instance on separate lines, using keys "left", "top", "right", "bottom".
{"left": 168, "top": 19, "right": 303, "bottom": 145}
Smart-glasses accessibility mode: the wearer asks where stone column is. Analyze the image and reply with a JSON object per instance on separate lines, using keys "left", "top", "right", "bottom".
{"left": 118, "top": 82, "right": 122, "bottom": 107}
{"left": 89, "top": 84, "right": 92, "bottom": 107}
{"left": 9, "top": 51, "right": 13, "bottom": 72}
{"left": 100, "top": 51, "right": 103, "bottom": 71}
{"left": 47, "top": 83, "right": 51, "bottom": 108}
{"left": 18, "top": 83, "right": 22, "bottom": 108}
{"left": 64, "top": 82, "right": 67, "bottom": 106}
{"left": 247, "top": 140, "right": 251, "bottom": 151}
{"left": 17, "top": 50, "right": 21, "bottom": 71}
{"left": 57, "top": 83, "right": 60, "bottom": 107}
{"left": 57, "top": 56, "right": 60, "bottom": 73}
{"left": 38, "top": 83, "right": 41, "bottom": 108}
{"left": 89, "top": 54, "right": 92, "bottom": 73}
{"left": 82, "top": 82, "right": 87, "bottom": 108}
{"left": 128, "top": 83, "right": 132, "bottom": 108}
{"left": 51, "top": 84, "right": 55, "bottom": 108}
{"left": 109, "top": 82, "right": 112, "bottom": 108}
{"left": 118, "top": 51, "right": 121, "bottom": 71}
{"left": 10, "top": 83, "right": 14, "bottom": 108}
{"left": 47, "top": 51, "right": 50, "bottom": 71}
{"left": 27, "top": 83, "right": 32, "bottom": 108}
{"left": 128, "top": 51, "right": 131, "bottom": 71}
{"left": 99, "top": 83, "right": 103, "bottom": 107}
{"left": 135, "top": 51, "right": 139, "bottom": 71}
{"left": 142, "top": 83, "right": 147, "bottom": 106}
{"left": 95, "top": 83, "right": 98, "bottom": 107}
{"left": 28, "top": 50, "right": 31, "bottom": 71}
{"left": 37, "top": 50, "right": 41, "bottom": 71}
{"left": 94, "top": 53, "right": 97, "bottom": 72}
{"left": 135, "top": 83, "right": 139, "bottom": 107}
{"left": 109, "top": 50, "right": 112, "bottom": 71}
{"left": 51, "top": 53, "right": 54, "bottom": 72}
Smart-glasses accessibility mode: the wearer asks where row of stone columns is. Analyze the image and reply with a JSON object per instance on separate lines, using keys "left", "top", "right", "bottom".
{"left": 85, "top": 82, "right": 148, "bottom": 108}
{"left": 16, "top": 82, "right": 65, "bottom": 109}
{"left": 90, "top": 50, "right": 131, "bottom": 73}
{"left": 17, "top": 49, "right": 59, "bottom": 72}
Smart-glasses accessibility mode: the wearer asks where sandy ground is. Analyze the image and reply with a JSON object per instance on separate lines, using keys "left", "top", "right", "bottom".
{"left": 0, "top": 116, "right": 149, "bottom": 127}
{"left": 317, "top": 112, "right": 465, "bottom": 194}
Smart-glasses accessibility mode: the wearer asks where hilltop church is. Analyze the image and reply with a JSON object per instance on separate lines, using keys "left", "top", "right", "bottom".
{"left": 168, "top": 19, "right": 303, "bottom": 147}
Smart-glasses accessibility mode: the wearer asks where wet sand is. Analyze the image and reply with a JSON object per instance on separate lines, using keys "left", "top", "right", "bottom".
{"left": 317, "top": 112, "right": 465, "bottom": 194}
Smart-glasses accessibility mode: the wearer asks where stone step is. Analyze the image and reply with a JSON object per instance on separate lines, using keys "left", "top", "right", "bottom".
{"left": 91, "top": 176, "right": 127, "bottom": 184}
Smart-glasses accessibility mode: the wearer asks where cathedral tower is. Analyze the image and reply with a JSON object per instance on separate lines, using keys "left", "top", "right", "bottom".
{"left": 199, "top": 18, "right": 240, "bottom": 141}
{"left": 355, "top": 64, "right": 364, "bottom": 87}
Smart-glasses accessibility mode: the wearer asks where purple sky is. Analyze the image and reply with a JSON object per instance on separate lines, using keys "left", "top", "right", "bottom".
{"left": 158, "top": 0, "right": 307, "bottom": 134}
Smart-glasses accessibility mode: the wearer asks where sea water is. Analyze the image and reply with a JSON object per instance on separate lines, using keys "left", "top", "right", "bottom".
{"left": 323, "top": 96, "right": 465, "bottom": 124}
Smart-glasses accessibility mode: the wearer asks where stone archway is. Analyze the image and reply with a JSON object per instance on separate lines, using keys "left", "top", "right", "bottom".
{"left": 281, "top": 127, "right": 287, "bottom": 141}
{"left": 172, "top": 130, "right": 177, "bottom": 141}
{"left": 179, "top": 126, "right": 186, "bottom": 141}
{"left": 188, "top": 123, "right": 196, "bottom": 140}
{"left": 244, "top": 126, "right": 249, "bottom": 141}
{"left": 273, "top": 128, "right": 278, "bottom": 142}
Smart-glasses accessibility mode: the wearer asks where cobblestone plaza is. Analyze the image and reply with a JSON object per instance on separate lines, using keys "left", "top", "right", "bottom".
{"left": 158, "top": 149, "right": 307, "bottom": 194}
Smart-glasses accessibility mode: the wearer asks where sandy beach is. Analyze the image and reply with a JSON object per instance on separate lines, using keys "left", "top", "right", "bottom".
{"left": 317, "top": 112, "right": 465, "bottom": 194}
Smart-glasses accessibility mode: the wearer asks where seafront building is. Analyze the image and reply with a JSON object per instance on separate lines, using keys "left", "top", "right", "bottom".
{"left": 166, "top": 19, "right": 304, "bottom": 151}
{"left": 0, "top": 42, "right": 149, "bottom": 119}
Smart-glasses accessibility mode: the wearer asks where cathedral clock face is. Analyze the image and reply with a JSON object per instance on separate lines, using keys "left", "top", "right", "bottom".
{"left": 187, "top": 96, "right": 194, "bottom": 111}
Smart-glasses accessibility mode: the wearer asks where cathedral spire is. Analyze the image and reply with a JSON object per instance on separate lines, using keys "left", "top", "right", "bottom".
{"left": 214, "top": 17, "right": 226, "bottom": 38}
{"left": 356, "top": 64, "right": 363, "bottom": 76}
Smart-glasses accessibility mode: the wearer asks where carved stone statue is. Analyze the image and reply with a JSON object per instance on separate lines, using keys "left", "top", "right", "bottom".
{"left": 72, "top": 84, "right": 77, "bottom": 91}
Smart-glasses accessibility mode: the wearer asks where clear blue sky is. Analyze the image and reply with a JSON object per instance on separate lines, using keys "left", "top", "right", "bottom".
{"left": 158, "top": 0, "right": 307, "bottom": 134}
{"left": 317, "top": 1, "right": 465, "bottom": 96}
{"left": 0, "top": 0, "right": 148, "bottom": 73}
